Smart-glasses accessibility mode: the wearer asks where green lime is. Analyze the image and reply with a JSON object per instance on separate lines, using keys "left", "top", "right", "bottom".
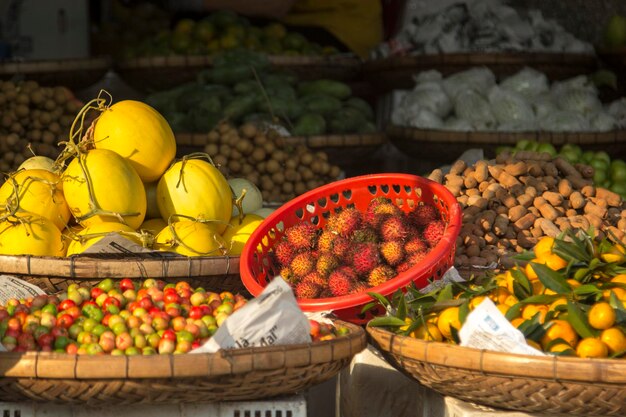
{"left": 594, "top": 169, "right": 608, "bottom": 184}
{"left": 581, "top": 151, "right": 595, "bottom": 164}
{"left": 610, "top": 159, "right": 626, "bottom": 181}
{"left": 560, "top": 143, "right": 582, "bottom": 159}
{"left": 537, "top": 142, "right": 557, "bottom": 156}
{"left": 594, "top": 151, "right": 611, "bottom": 164}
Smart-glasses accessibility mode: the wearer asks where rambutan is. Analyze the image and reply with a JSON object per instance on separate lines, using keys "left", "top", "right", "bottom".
{"left": 351, "top": 242, "right": 380, "bottom": 275}
{"left": 397, "top": 251, "right": 428, "bottom": 273}
{"left": 317, "top": 230, "right": 337, "bottom": 252}
{"left": 379, "top": 240, "right": 405, "bottom": 266}
{"left": 350, "top": 281, "right": 368, "bottom": 295}
{"left": 331, "top": 235, "right": 351, "bottom": 260}
{"left": 364, "top": 197, "right": 395, "bottom": 229}
{"left": 422, "top": 220, "right": 446, "bottom": 246}
{"left": 352, "top": 226, "right": 379, "bottom": 243}
{"left": 367, "top": 265, "right": 396, "bottom": 288}
{"left": 285, "top": 223, "right": 317, "bottom": 250}
{"left": 279, "top": 267, "right": 298, "bottom": 284}
{"left": 336, "top": 265, "right": 358, "bottom": 281}
{"left": 404, "top": 236, "right": 429, "bottom": 254}
{"left": 274, "top": 240, "right": 297, "bottom": 267}
{"left": 409, "top": 204, "right": 440, "bottom": 228}
{"left": 290, "top": 252, "right": 315, "bottom": 278}
{"left": 316, "top": 252, "right": 339, "bottom": 277}
{"left": 302, "top": 271, "right": 326, "bottom": 287}
{"left": 295, "top": 280, "right": 321, "bottom": 299}
{"left": 328, "top": 207, "right": 362, "bottom": 237}
{"left": 379, "top": 215, "right": 409, "bottom": 242}
{"left": 328, "top": 269, "right": 356, "bottom": 297}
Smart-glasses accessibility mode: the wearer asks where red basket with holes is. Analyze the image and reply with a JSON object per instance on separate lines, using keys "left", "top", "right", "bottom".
{"left": 240, "top": 173, "right": 462, "bottom": 324}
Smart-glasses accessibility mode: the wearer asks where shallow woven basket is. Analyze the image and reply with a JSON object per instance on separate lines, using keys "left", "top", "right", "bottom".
{"left": 368, "top": 325, "right": 626, "bottom": 416}
{"left": 0, "top": 320, "right": 365, "bottom": 405}
{"left": 0, "top": 254, "right": 243, "bottom": 294}
{"left": 116, "top": 54, "right": 361, "bottom": 92}
{"left": 364, "top": 52, "right": 598, "bottom": 92}
{"left": 386, "top": 125, "right": 626, "bottom": 160}
{"left": 0, "top": 57, "right": 111, "bottom": 90}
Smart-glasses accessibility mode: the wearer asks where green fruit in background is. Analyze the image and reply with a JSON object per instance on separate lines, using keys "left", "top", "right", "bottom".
{"left": 581, "top": 151, "right": 595, "bottom": 164}
{"left": 611, "top": 182, "right": 626, "bottom": 197}
{"left": 611, "top": 159, "right": 626, "bottom": 182}
{"left": 605, "top": 14, "right": 626, "bottom": 47}
{"left": 194, "top": 21, "right": 215, "bottom": 42}
{"left": 536, "top": 143, "right": 557, "bottom": 156}
{"left": 560, "top": 143, "right": 582, "bottom": 159}
{"left": 594, "top": 169, "right": 608, "bottom": 185}
{"left": 595, "top": 151, "right": 611, "bottom": 164}
{"left": 558, "top": 150, "right": 578, "bottom": 164}
{"left": 590, "top": 158, "right": 610, "bottom": 173}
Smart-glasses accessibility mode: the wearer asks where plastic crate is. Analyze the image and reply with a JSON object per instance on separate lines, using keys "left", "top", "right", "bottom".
{"left": 0, "top": 396, "right": 307, "bottom": 417}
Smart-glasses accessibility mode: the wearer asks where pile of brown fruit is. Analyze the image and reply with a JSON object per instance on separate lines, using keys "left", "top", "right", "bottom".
{"left": 273, "top": 198, "right": 447, "bottom": 299}
{"left": 204, "top": 122, "right": 341, "bottom": 202}
{"left": 0, "top": 80, "right": 81, "bottom": 172}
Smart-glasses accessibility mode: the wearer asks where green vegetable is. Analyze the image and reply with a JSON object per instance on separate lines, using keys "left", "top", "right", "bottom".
{"left": 344, "top": 97, "right": 374, "bottom": 120}
{"left": 300, "top": 94, "right": 342, "bottom": 115}
{"left": 223, "top": 95, "right": 258, "bottom": 121}
{"left": 327, "top": 107, "right": 367, "bottom": 133}
{"left": 298, "top": 79, "right": 351, "bottom": 99}
{"left": 292, "top": 113, "right": 326, "bottom": 136}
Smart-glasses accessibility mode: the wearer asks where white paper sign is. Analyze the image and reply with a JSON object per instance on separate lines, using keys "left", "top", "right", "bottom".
{"left": 459, "top": 298, "right": 545, "bottom": 356}
{"left": 194, "top": 277, "right": 312, "bottom": 353}
{"left": 0, "top": 275, "right": 46, "bottom": 304}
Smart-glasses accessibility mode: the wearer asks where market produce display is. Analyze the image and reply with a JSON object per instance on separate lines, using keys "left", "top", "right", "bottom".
{"left": 204, "top": 122, "right": 342, "bottom": 203}
{"left": 427, "top": 150, "right": 626, "bottom": 270}
{"left": 0, "top": 95, "right": 267, "bottom": 258}
{"left": 145, "top": 50, "right": 375, "bottom": 135}
{"left": 393, "top": 67, "right": 625, "bottom": 132}
{"left": 121, "top": 11, "right": 338, "bottom": 59}
{"left": 501, "top": 141, "right": 626, "bottom": 198}
{"left": 0, "top": 278, "right": 347, "bottom": 354}
{"left": 0, "top": 80, "right": 82, "bottom": 172}
{"left": 274, "top": 199, "right": 446, "bottom": 299}
{"left": 373, "top": 0, "right": 592, "bottom": 57}
{"left": 370, "top": 229, "right": 626, "bottom": 359}
{"left": 604, "top": 14, "right": 626, "bottom": 48}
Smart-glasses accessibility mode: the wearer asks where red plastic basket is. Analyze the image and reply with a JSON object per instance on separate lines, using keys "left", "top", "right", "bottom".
{"left": 240, "top": 173, "right": 462, "bottom": 324}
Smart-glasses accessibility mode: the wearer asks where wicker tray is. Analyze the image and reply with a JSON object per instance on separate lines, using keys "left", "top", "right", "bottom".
{"left": 0, "top": 320, "right": 365, "bottom": 405}
{"left": 363, "top": 52, "right": 598, "bottom": 92}
{"left": 0, "top": 253, "right": 242, "bottom": 294}
{"left": 0, "top": 57, "right": 111, "bottom": 90}
{"left": 368, "top": 325, "right": 626, "bottom": 416}
{"left": 386, "top": 125, "right": 626, "bottom": 160}
{"left": 116, "top": 54, "right": 362, "bottom": 92}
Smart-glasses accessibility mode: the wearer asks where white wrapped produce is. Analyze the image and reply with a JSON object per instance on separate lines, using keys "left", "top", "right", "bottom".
{"left": 556, "top": 89, "right": 603, "bottom": 115}
{"left": 454, "top": 89, "right": 497, "bottom": 129}
{"left": 444, "top": 117, "right": 473, "bottom": 131}
{"left": 487, "top": 85, "right": 535, "bottom": 127}
{"left": 591, "top": 112, "right": 617, "bottom": 132}
{"left": 442, "top": 67, "right": 496, "bottom": 98}
{"left": 608, "top": 98, "right": 626, "bottom": 128}
{"left": 500, "top": 67, "right": 549, "bottom": 98}
{"left": 531, "top": 94, "right": 558, "bottom": 120}
{"left": 408, "top": 109, "right": 444, "bottom": 129}
{"left": 539, "top": 110, "right": 590, "bottom": 132}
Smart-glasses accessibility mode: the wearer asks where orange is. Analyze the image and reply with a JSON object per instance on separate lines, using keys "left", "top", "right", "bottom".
{"left": 504, "top": 295, "right": 519, "bottom": 307}
{"left": 531, "top": 280, "right": 545, "bottom": 295}
{"left": 540, "top": 319, "right": 579, "bottom": 349}
{"left": 437, "top": 307, "right": 461, "bottom": 340}
{"left": 601, "top": 245, "right": 626, "bottom": 264}
{"left": 534, "top": 236, "right": 555, "bottom": 260}
{"left": 566, "top": 279, "right": 581, "bottom": 289}
{"left": 489, "top": 287, "right": 511, "bottom": 304}
{"left": 411, "top": 323, "right": 443, "bottom": 342}
{"left": 496, "top": 304, "right": 510, "bottom": 316}
{"left": 611, "top": 274, "right": 626, "bottom": 284}
{"left": 399, "top": 317, "right": 413, "bottom": 332}
{"left": 525, "top": 259, "right": 540, "bottom": 280}
{"left": 603, "top": 287, "right": 626, "bottom": 301}
{"left": 576, "top": 338, "right": 609, "bottom": 358}
{"left": 510, "top": 317, "right": 525, "bottom": 328}
{"left": 543, "top": 287, "right": 557, "bottom": 296}
{"left": 543, "top": 253, "right": 568, "bottom": 271}
{"left": 469, "top": 295, "right": 486, "bottom": 310}
{"left": 549, "top": 298, "right": 567, "bottom": 311}
{"left": 549, "top": 343, "right": 575, "bottom": 355}
{"left": 588, "top": 302, "right": 616, "bottom": 330}
{"left": 526, "top": 339, "right": 542, "bottom": 350}
{"left": 600, "top": 327, "right": 626, "bottom": 355}
{"left": 521, "top": 304, "right": 549, "bottom": 323}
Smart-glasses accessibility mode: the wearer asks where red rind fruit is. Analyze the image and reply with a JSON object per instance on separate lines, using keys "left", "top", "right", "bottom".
{"left": 351, "top": 242, "right": 380, "bottom": 275}
{"left": 317, "top": 230, "right": 337, "bottom": 252}
{"left": 367, "top": 265, "right": 396, "bottom": 287}
{"left": 331, "top": 235, "right": 351, "bottom": 260}
{"left": 422, "top": 220, "right": 445, "bottom": 246}
{"left": 295, "top": 280, "right": 321, "bottom": 299}
{"left": 352, "top": 226, "right": 379, "bottom": 243}
{"left": 274, "top": 240, "right": 297, "bottom": 267}
{"left": 328, "top": 270, "right": 355, "bottom": 297}
{"left": 279, "top": 267, "right": 297, "bottom": 284}
{"left": 290, "top": 253, "right": 315, "bottom": 278}
{"left": 328, "top": 207, "right": 362, "bottom": 237}
{"left": 379, "top": 215, "right": 409, "bottom": 242}
{"left": 316, "top": 252, "right": 339, "bottom": 277}
{"left": 285, "top": 223, "right": 317, "bottom": 250}
{"left": 379, "top": 240, "right": 405, "bottom": 266}
{"left": 350, "top": 281, "right": 368, "bottom": 295}
{"left": 302, "top": 271, "right": 326, "bottom": 287}
{"left": 409, "top": 204, "right": 440, "bottom": 228}
{"left": 404, "top": 236, "right": 429, "bottom": 253}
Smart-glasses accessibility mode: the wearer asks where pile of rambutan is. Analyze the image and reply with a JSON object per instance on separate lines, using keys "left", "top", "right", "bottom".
{"left": 272, "top": 197, "right": 446, "bottom": 299}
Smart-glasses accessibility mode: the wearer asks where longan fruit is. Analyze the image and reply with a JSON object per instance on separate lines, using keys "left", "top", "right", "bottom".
{"left": 213, "top": 154, "right": 228, "bottom": 168}
{"left": 207, "top": 130, "right": 220, "bottom": 143}
{"left": 294, "top": 182, "right": 307, "bottom": 195}
{"left": 218, "top": 144, "right": 231, "bottom": 158}
{"left": 310, "top": 160, "right": 323, "bottom": 174}
{"left": 30, "top": 90, "right": 45, "bottom": 105}
{"left": 329, "top": 166, "right": 341, "bottom": 178}
{"left": 315, "top": 151, "right": 328, "bottom": 162}
{"left": 300, "top": 153, "right": 314, "bottom": 165}
{"left": 271, "top": 172, "right": 285, "bottom": 184}
{"left": 263, "top": 142, "right": 276, "bottom": 155}
{"left": 272, "top": 150, "right": 287, "bottom": 162}
{"left": 285, "top": 159, "right": 298, "bottom": 170}
{"left": 204, "top": 143, "right": 219, "bottom": 155}
{"left": 42, "top": 131, "right": 55, "bottom": 144}
{"left": 6, "top": 133, "right": 18, "bottom": 146}
{"left": 228, "top": 160, "right": 242, "bottom": 173}
{"left": 235, "top": 138, "right": 253, "bottom": 154}
{"left": 282, "top": 182, "right": 294, "bottom": 194}
{"left": 300, "top": 167, "right": 314, "bottom": 181}
{"left": 48, "top": 121, "right": 61, "bottom": 135}
{"left": 44, "top": 99, "right": 55, "bottom": 111}
{"left": 251, "top": 148, "right": 266, "bottom": 162}
{"left": 257, "top": 161, "right": 267, "bottom": 173}
{"left": 230, "top": 149, "right": 242, "bottom": 160}
{"left": 253, "top": 134, "right": 267, "bottom": 146}
{"left": 285, "top": 169, "right": 298, "bottom": 182}
{"left": 10, "top": 122, "right": 23, "bottom": 134}
{"left": 241, "top": 164, "right": 253, "bottom": 175}
{"left": 265, "top": 159, "right": 280, "bottom": 174}
{"left": 240, "top": 123, "right": 257, "bottom": 138}
{"left": 15, "top": 93, "right": 29, "bottom": 105}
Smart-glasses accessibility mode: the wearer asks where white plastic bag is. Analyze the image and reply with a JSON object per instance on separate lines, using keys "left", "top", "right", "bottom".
{"left": 488, "top": 85, "right": 535, "bottom": 126}
{"left": 408, "top": 108, "right": 444, "bottom": 129}
{"left": 539, "top": 110, "right": 590, "bottom": 132}
{"left": 557, "top": 88, "right": 602, "bottom": 115}
{"left": 500, "top": 67, "right": 549, "bottom": 97}
{"left": 195, "top": 278, "right": 311, "bottom": 353}
{"left": 454, "top": 89, "right": 497, "bottom": 129}
{"left": 442, "top": 67, "right": 496, "bottom": 98}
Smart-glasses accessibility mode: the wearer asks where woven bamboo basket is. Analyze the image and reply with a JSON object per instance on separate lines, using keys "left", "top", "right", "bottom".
{"left": 0, "top": 254, "right": 243, "bottom": 294}
{"left": 363, "top": 52, "right": 598, "bottom": 92}
{"left": 0, "top": 320, "right": 365, "bottom": 405}
{"left": 0, "top": 57, "right": 111, "bottom": 90}
{"left": 386, "top": 125, "right": 626, "bottom": 160}
{"left": 116, "top": 54, "right": 362, "bottom": 92}
{"left": 368, "top": 325, "right": 626, "bottom": 416}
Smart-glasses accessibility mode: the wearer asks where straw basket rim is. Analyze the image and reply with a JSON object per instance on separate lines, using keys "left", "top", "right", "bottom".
{"left": 367, "top": 324, "right": 626, "bottom": 415}
{"left": 0, "top": 56, "right": 111, "bottom": 75}
{"left": 0, "top": 253, "right": 239, "bottom": 279}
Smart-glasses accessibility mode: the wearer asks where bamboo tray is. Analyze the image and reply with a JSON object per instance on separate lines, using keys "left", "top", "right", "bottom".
{"left": 0, "top": 57, "right": 111, "bottom": 90}
{"left": 0, "top": 254, "right": 242, "bottom": 294}
{"left": 368, "top": 325, "right": 626, "bottom": 416}
{"left": 386, "top": 125, "right": 626, "bottom": 160}
{"left": 0, "top": 320, "right": 365, "bottom": 405}
{"left": 116, "top": 54, "right": 362, "bottom": 92}
{"left": 364, "top": 52, "right": 598, "bottom": 92}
